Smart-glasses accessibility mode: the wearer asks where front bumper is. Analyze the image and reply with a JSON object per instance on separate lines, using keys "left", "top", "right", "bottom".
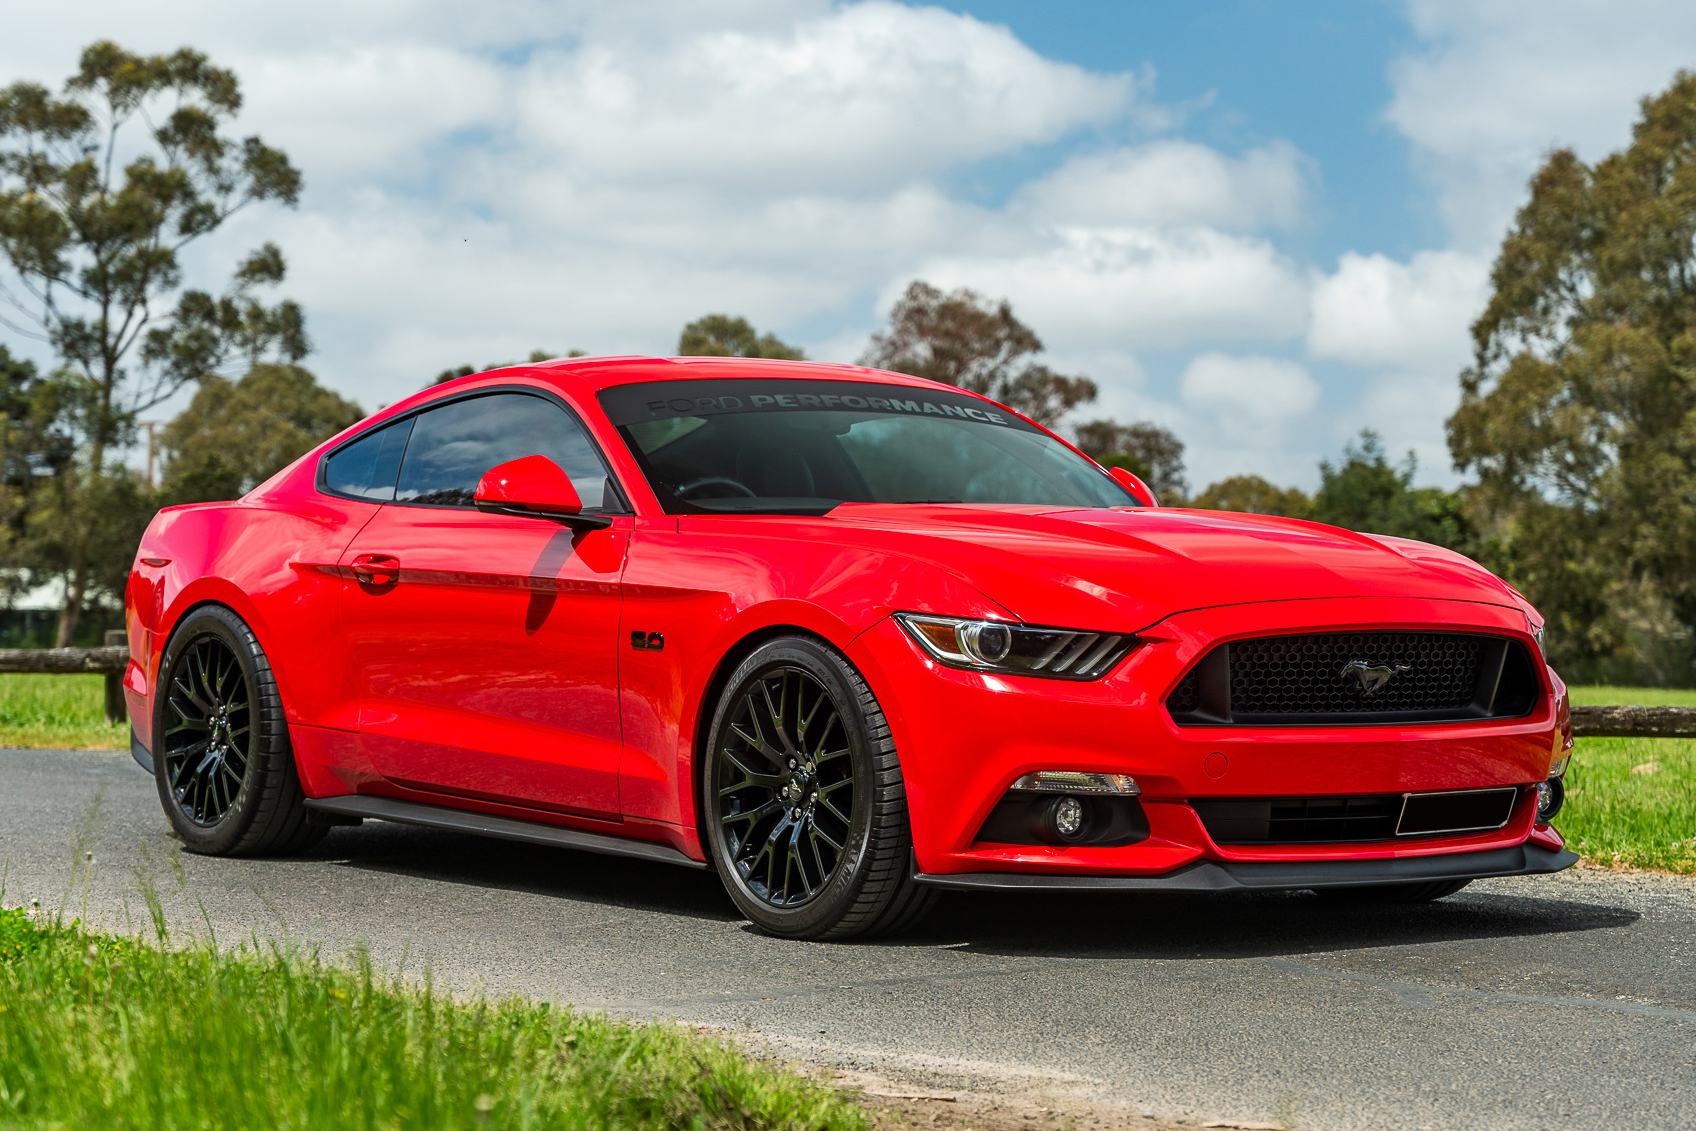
{"left": 914, "top": 842, "right": 1579, "bottom": 892}
{"left": 847, "top": 595, "right": 1565, "bottom": 877}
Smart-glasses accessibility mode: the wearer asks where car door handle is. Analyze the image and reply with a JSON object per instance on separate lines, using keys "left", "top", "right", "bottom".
{"left": 351, "top": 553, "right": 399, "bottom": 586}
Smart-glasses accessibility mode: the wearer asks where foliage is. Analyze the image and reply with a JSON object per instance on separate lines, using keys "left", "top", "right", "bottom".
{"left": 679, "top": 314, "right": 804, "bottom": 360}
{"left": 0, "top": 41, "right": 304, "bottom": 644}
{"left": 1447, "top": 71, "right": 1696, "bottom": 684}
{"left": 860, "top": 281, "right": 1096, "bottom": 427}
{"left": 0, "top": 672, "right": 124, "bottom": 750}
{"left": 433, "top": 349, "right": 581, "bottom": 386}
{"left": 1311, "top": 431, "right": 1478, "bottom": 550}
{"left": 0, "top": 346, "right": 71, "bottom": 604}
{"left": 1188, "top": 474, "right": 1312, "bottom": 518}
{"left": 160, "top": 363, "right": 363, "bottom": 502}
{"left": 1072, "top": 418, "right": 1188, "bottom": 500}
{"left": 0, "top": 915, "right": 868, "bottom": 1131}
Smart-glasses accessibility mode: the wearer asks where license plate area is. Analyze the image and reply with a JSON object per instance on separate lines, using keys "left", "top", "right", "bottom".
{"left": 1396, "top": 787, "right": 1519, "bottom": 837}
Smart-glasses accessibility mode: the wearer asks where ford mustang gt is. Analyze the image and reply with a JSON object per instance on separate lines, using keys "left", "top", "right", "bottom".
{"left": 123, "top": 356, "right": 1577, "bottom": 939}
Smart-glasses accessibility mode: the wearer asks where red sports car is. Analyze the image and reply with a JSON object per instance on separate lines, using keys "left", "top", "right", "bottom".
{"left": 124, "top": 356, "right": 1577, "bottom": 939}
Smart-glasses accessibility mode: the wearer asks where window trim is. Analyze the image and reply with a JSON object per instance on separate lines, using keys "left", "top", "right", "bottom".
{"left": 315, "top": 384, "right": 630, "bottom": 514}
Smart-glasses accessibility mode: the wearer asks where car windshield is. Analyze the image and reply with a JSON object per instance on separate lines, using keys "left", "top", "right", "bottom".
{"left": 599, "top": 378, "right": 1136, "bottom": 515}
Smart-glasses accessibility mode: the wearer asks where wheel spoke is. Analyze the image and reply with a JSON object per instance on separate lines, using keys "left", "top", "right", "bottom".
{"left": 809, "top": 827, "right": 829, "bottom": 880}
{"left": 759, "top": 679, "right": 794, "bottom": 756}
{"left": 721, "top": 746, "right": 783, "bottom": 788}
{"left": 720, "top": 798, "right": 781, "bottom": 827}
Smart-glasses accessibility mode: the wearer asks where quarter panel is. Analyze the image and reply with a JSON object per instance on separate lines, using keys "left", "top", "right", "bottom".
{"left": 128, "top": 493, "right": 381, "bottom": 756}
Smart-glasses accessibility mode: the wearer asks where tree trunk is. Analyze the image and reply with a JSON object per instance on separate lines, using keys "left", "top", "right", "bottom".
{"left": 55, "top": 555, "right": 86, "bottom": 647}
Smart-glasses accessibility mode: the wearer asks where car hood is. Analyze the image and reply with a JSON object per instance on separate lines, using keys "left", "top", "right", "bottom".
{"left": 819, "top": 503, "right": 1524, "bottom": 631}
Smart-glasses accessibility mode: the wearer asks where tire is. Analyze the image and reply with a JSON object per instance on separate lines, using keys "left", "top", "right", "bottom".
{"left": 1315, "top": 879, "right": 1472, "bottom": 904}
{"left": 153, "top": 604, "right": 326, "bottom": 856}
{"left": 701, "top": 636, "right": 936, "bottom": 940}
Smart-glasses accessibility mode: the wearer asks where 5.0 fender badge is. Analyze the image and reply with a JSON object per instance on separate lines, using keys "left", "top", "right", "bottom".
{"left": 1342, "top": 659, "right": 1412, "bottom": 697}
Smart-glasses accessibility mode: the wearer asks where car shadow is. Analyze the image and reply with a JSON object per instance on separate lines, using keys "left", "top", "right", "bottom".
{"left": 897, "top": 885, "right": 1641, "bottom": 960}
{"left": 315, "top": 821, "right": 741, "bottom": 923}
{"left": 311, "top": 822, "right": 1641, "bottom": 958}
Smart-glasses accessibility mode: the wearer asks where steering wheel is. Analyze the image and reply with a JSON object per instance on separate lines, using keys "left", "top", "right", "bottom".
{"left": 676, "top": 476, "right": 756, "bottom": 499}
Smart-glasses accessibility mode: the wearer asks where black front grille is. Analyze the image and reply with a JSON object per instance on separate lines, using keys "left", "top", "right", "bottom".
{"left": 1193, "top": 788, "right": 1521, "bottom": 844}
{"left": 1167, "top": 630, "right": 1540, "bottom": 726}
{"left": 1193, "top": 795, "right": 1402, "bottom": 844}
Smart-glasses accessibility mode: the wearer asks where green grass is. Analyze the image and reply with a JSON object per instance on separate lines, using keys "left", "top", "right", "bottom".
{"left": 0, "top": 904, "right": 866, "bottom": 1131}
{"left": 1567, "top": 684, "right": 1696, "bottom": 706}
{"left": 0, "top": 673, "right": 125, "bottom": 750}
{"left": 1560, "top": 735, "right": 1696, "bottom": 873}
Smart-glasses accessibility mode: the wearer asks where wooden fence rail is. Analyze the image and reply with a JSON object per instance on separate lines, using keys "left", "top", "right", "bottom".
{"left": 0, "top": 642, "right": 128, "bottom": 722}
{"left": 3, "top": 643, "right": 1696, "bottom": 738}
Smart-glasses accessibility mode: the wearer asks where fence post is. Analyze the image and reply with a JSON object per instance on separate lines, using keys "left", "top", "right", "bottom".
{"left": 103, "top": 629, "right": 126, "bottom": 724}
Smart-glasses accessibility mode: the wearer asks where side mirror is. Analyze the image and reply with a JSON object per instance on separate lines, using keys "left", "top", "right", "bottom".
{"left": 475, "top": 455, "right": 611, "bottom": 529}
{"left": 1109, "top": 466, "right": 1159, "bottom": 507}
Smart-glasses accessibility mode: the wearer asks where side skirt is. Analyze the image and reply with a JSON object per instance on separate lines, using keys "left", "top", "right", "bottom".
{"left": 304, "top": 795, "right": 711, "bottom": 870}
{"left": 131, "top": 728, "right": 154, "bottom": 775}
{"left": 913, "top": 843, "right": 1580, "bottom": 893}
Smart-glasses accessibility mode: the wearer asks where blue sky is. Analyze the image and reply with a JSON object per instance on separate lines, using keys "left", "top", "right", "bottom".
{"left": 7, "top": 1, "right": 1696, "bottom": 492}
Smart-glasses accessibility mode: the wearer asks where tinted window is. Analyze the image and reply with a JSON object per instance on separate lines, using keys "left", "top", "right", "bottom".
{"left": 394, "top": 393, "right": 611, "bottom": 509}
{"left": 323, "top": 419, "right": 412, "bottom": 501}
{"left": 600, "top": 378, "right": 1132, "bottom": 515}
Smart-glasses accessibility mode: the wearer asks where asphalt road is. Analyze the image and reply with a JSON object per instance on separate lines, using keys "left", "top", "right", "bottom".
{"left": 2, "top": 748, "right": 1692, "bottom": 1131}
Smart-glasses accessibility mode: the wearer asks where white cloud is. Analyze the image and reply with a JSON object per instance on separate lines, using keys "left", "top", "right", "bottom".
{"left": 1388, "top": 0, "right": 1696, "bottom": 250}
{"left": 1181, "top": 353, "right": 1319, "bottom": 431}
{"left": 1307, "top": 249, "right": 1488, "bottom": 370}
{"left": 910, "top": 226, "right": 1308, "bottom": 352}
{"left": 513, "top": 2, "right": 1133, "bottom": 194}
{"left": 238, "top": 47, "right": 508, "bottom": 185}
{"left": 1014, "top": 140, "right": 1308, "bottom": 231}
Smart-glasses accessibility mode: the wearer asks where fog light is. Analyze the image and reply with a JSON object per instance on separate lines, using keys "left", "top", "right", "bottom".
{"left": 1536, "top": 775, "right": 1565, "bottom": 823}
{"left": 1011, "top": 771, "right": 1140, "bottom": 795}
{"left": 1048, "top": 796, "right": 1087, "bottom": 841}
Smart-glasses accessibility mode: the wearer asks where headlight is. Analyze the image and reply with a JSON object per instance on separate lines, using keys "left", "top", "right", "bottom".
{"left": 894, "top": 613, "right": 1138, "bottom": 680}
{"left": 1525, "top": 610, "right": 1546, "bottom": 651}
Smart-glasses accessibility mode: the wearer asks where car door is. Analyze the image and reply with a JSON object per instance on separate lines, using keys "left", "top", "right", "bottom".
{"left": 338, "top": 389, "right": 630, "bottom": 818}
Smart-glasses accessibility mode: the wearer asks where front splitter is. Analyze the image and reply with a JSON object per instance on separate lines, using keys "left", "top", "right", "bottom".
{"left": 912, "top": 842, "right": 1579, "bottom": 892}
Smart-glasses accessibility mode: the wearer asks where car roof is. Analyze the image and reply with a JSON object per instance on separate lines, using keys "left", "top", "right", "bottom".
{"left": 433, "top": 355, "right": 964, "bottom": 399}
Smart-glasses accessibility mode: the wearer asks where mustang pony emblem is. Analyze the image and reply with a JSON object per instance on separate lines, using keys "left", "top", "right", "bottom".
{"left": 1342, "top": 659, "right": 1413, "bottom": 698}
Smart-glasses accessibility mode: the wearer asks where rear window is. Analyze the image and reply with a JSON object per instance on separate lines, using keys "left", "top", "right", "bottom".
{"left": 322, "top": 419, "right": 412, "bottom": 501}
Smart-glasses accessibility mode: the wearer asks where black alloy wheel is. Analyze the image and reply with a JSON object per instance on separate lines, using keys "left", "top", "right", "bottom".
{"left": 153, "top": 605, "right": 326, "bottom": 856}
{"left": 162, "top": 635, "right": 252, "bottom": 826}
{"left": 716, "top": 665, "right": 855, "bottom": 906}
{"left": 702, "top": 635, "right": 936, "bottom": 940}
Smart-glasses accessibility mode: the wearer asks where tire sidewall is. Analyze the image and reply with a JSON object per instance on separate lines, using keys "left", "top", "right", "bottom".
{"left": 702, "top": 637, "right": 880, "bottom": 937}
{"left": 153, "top": 605, "right": 273, "bottom": 854}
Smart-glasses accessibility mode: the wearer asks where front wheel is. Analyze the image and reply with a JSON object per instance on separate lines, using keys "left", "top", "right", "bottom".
{"left": 153, "top": 605, "right": 325, "bottom": 856}
{"left": 702, "top": 636, "right": 936, "bottom": 940}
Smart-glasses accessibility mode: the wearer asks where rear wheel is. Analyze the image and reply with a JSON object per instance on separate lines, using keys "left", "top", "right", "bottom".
{"left": 702, "top": 636, "right": 936, "bottom": 940}
{"left": 1315, "top": 879, "right": 1471, "bottom": 904}
{"left": 154, "top": 605, "right": 325, "bottom": 856}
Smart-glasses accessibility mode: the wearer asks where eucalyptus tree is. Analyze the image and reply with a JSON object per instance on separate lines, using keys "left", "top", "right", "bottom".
{"left": 1448, "top": 71, "right": 1696, "bottom": 682}
{"left": 860, "top": 280, "right": 1096, "bottom": 427}
{"left": 0, "top": 41, "right": 304, "bottom": 643}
